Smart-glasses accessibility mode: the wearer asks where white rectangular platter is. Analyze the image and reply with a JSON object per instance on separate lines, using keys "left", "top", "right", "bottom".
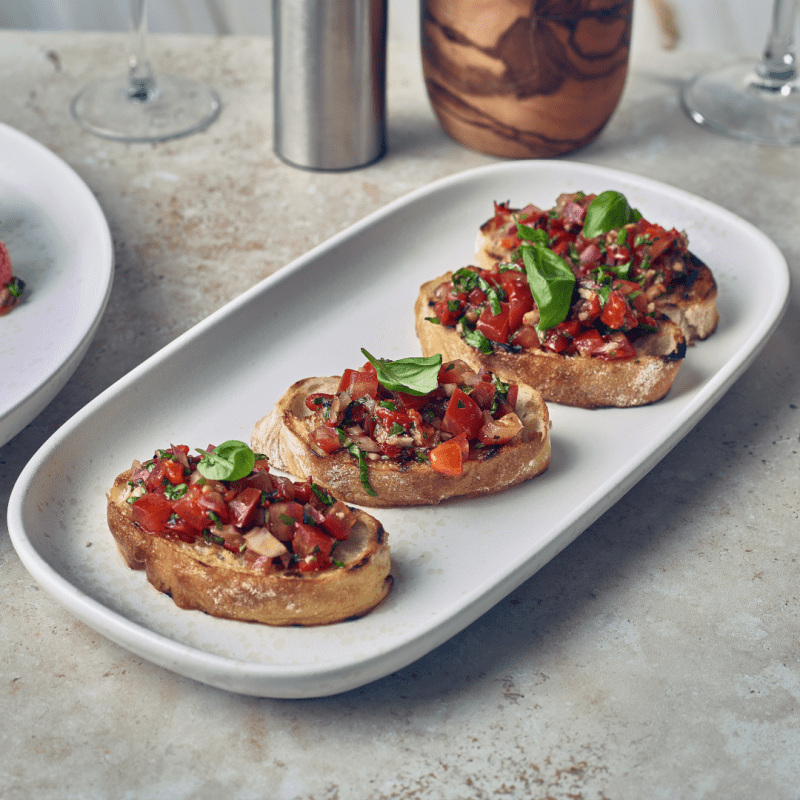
{"left": 8, "top": 161, "right": 789, "bottom": 698}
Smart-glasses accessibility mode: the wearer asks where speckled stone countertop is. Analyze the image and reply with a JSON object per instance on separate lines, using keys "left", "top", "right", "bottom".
{"left": 2, "top": 30, "right": 799, "bottom": 800}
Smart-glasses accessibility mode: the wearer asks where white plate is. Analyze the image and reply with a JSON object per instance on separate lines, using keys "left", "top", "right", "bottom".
{"left": 7, "top": 161, "right": 789, "bottom": 698}
{"left": 0, "top": 123, "right": 113, "bottom": 447}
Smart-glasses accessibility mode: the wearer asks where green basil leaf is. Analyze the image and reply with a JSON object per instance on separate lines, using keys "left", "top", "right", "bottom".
{"left": 462, "top": 326, "right": 494, "bottom": 354}
{"left": 516, "top": 223, "right": 548, "bottom": 246}
{"left": 521, "top": 244, "right": 576, "bottom": 333}
{"left": 451, "top": 268, "right": 481, "bottom": 294}
{"left": 361, "top": 349, "right": 442, "bottom": 396}
{"left": 196, "top": 440, "right": 256, "bottom": 481}
{"left": 582, "top": 191, "right": 642, "bottom": 238}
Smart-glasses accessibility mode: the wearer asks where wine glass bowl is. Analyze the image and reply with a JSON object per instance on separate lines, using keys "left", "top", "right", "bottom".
{"left": 71, "top": 0, "right": 220, "bottom": 143}
{"left": 681, "top": 0, "right": 800, "bottom": 146}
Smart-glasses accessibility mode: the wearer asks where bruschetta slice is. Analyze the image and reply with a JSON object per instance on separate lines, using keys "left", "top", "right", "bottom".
{"left": 474, "top": 191, "right": 719, "bottom": 342}
{"left": 106, "top": 441, "right": 392, "bottom": 626}
{"left": 251, "top": 351, "right": 551, "bottom": 507}
{"left": 415, "top": 263, "right": 687, "bottom": 409}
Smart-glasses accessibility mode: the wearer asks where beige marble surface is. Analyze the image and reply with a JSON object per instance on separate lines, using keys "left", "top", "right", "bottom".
{"left": 1, "top": 30, "right": 799, "bottom": 800}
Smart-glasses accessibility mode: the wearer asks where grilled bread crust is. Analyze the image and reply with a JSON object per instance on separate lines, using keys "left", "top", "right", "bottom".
{"left": 415, "top": 272, "right": 687, "bottom": 409}
{"left": 475, "top": 223, "right": 719, "bottom": 342}
{"left": 251, "top": 376, "right": 551, "bottom": 508}
{"left": 107, "top": 470, "right": 392, "bottom": 626}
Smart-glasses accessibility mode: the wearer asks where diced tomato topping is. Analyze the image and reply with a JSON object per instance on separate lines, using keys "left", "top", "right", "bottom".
{"left": 338, "top": 369, "right": 379, "bottom": 399}
{"left": 478, "top": 412, "right": 523, "bottom": 446}
{"left": 198, "top": 490, "right": 230, "bottom": 523}
{"left": 506, "top": 383, "right": 518, "bottom": 408}
{"left": 476, "top": 301, "right": 510, "bottom": 343}
{"left": 309, "top": 425, "right": 342, "bottom": 454}
{"left": 429, "top": 438, "right": 463, "bottom": 477}
{"left": 433, "top": 299, "right": 461, "bottom": 327}
{"left": 172, "top": 485, "right": 209, "bottom": 530}
{"left": 292, "top": 524, "right": 334, "bottom": 571}
{"left": 571, "top": 329, "right": 604, "bottom": 356}
{"left": 594, "top": 333, "right": 637, "bottom": 361}
{"left": 320, "top": 500, "right": 356, "bottom": 541}
{"left": 541, "top": 329, "right": 570, "bottom": 353}
{"left": 228, "top": 487, "right": 262, "bottom": 528}
{"left": 391, "top": 390, "right": 430, "bottom": 410}
{"left": 469, "top": 380, "right": 496, "bottom": 409}
{"left": 510, "top": 325, "right": 539, "bottom": 349}
{"left": 268, "top": 501, "right": 304, "bottom": 541}
{"left": 442, "top": 388, "right": 484, "bottom": 439}
{"left": 438, "top": 360, "right": 473, "bottom": 386}
{"left": 305, "top": 392, "right": 334, "bottom": 412}
{"left": 132, "top": 493, "right": 174, "bottom": 533}
{"left": 601, "top": 290, "right": 627, "bottom": 329}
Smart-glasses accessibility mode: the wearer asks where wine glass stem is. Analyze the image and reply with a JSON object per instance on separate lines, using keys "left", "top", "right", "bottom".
{"left": 128, "top": 0, "right": 156, "bottom": 101}
{"left": 755, "top": 0, "right": 799, "bottom": 85}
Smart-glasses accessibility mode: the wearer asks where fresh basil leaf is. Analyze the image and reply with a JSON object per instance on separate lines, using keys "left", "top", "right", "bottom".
{"left": 615, "top": 261, "right": 633, "bottom": 280}
{"left": 451, "top": 268, "right": 481, "bottom": 294}
{"left": 583, "top": 191, "right": 642, "bottom": 238}
{"left": 521, "top": 244, "right": 576, "bottom": 333}
{"left": 462, "top": 326, "right": 494, "bottom": 354}
{"left": 516, "top": 223, "right": 548, "bottom": 246}
{"left": 361, "top": 349, "right": 442, "bottom": 396}
{"left": 196, "top": 440, "right": 256, "bottom": 481}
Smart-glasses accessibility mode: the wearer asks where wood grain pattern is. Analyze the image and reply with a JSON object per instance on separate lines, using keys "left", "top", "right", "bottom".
{"left": 422, "top": 0, "right": 632, "bottom": 158}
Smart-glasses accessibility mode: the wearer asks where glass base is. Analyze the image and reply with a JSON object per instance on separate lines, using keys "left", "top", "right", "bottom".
{"left": 682, "top": 57, "right": 800, "bottom": 146}
{"left": 71, "top": 74, "right": 221, "bottom": 143}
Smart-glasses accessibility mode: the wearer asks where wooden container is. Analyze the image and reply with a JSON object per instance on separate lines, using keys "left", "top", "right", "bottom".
{"left": 421, "top": 0, "right": 632, "bottom": 158}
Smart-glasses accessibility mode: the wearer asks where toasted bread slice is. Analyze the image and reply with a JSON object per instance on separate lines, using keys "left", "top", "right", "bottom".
{"left": 251, "top": 375, "right": 551, "bottom": 507}
{"left": 107, "top": 469, "right": 392, "bottom": 626}
{"left": 415, "top": 272, "right": 686, "bottom": 409}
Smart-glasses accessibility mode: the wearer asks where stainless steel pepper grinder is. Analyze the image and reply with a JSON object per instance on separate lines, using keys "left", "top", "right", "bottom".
{"left": 273, "top": 0, "right": 387, "bottom": 170}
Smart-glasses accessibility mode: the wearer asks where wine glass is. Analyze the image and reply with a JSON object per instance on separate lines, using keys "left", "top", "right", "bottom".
{"left": 681, "top": 0, "right": 800, "bottom": 145}
{"left": 71, "top": 0, "right": 220, "bottom": 142}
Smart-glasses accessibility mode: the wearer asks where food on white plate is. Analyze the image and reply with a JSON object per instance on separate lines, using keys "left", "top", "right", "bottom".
{"left": 106, "top": 441, "right": 392, "bottom": 626}
{"left": 414, "top": 190, "right": 711, "bottom": 408}
{"left": 475, "top": 190, "right": 719, "bottom": 342}
{"left": 251, "top": 349, "right": 551, "bottom": 507}
{"left": 0, "top": 240, "right": 25, "bottom": 316}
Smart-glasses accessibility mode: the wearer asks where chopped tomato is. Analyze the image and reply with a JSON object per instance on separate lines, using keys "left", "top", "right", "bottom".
{"left": 476, "top": 301, "right": 510, "bottom": 343}
{"left": 594, "top": 333, "right": 637, "bottom": 361}
{"left": 198, "top": 490, "right": 230, "bottom": 523}
{"left": 433, "top": 299, "right": 461, "bottom": 327}
{"left": 572, "top": 328, "right": 606, "bottom": 357}
{"left": 292, "top": 524, "right": 334, "bottom": 571}
{"left": 132, "top": 493, "right": 173, "bottom": 533}
{"left": 510, "top": 325, "right": 539, "bottom": 349}
{"left": 268, "top": 501, "right": 304, "bottom": 541}
{"left": 391, "top": 390, "right": 430, "bottom": 411}
{"left": 601, "top": 290, "right": 627, "bottom": 329}
{"left": 228, "top": 487, "right": 262, "bottom": 528}
{"left": 375, "top": 405, "right": 412, "bottom": 430}
{"left": 320, "top": 500, "right": 356, "bottom": 541}
{"left": 309, "top": 425, "right": 341, "bottom": 454}
{"left": 338, "top": 369, "right": 379, "bottom": 399}
{"left": 429, "top": 438, "right": 463, "bottom": 477}
{"left": 438, "top": 359, "right": 473, "bottom": 386}
{"left": 442, "top": 388, "right": 484, "bottom": 439}
{"left": 469, "top": 380, "right": 496, "bottom": 409}
{"left": 172, "top": 485, "right": 209, "bottom": 530}
{"left": 305, "top": 392, "right": 334, "bottom": 412}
